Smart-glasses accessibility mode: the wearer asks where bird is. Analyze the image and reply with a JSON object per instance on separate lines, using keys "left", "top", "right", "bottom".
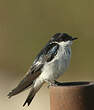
{"left": 8, "top": 33, "right": 77, "bottom": 106}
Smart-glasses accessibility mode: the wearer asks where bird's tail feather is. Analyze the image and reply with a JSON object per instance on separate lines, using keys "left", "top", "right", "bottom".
{"left": 23, "top": 79, "right": 44, "bottom": 106}
{"left": 23, "top": 87, "right": 36, "bottom": 106}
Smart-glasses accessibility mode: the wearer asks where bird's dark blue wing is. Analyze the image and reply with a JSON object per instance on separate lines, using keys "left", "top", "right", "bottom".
{"left": 45, "top": 43, "right": 59, "bottom": 62}
{"left": 8, "top": 42, "right": 59, "bottom": 98}
{"left": 32, "top": 42, "right": 59, "bottom": 68}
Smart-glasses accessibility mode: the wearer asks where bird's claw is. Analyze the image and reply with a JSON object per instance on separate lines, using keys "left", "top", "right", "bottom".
{"left": 47, "top": 83, "right": 58, "bottom": 88}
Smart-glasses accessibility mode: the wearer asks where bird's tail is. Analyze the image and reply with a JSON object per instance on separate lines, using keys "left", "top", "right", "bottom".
{"left": 23, "top": 78, "right": 44, "bottom": 106}
{"left": 23, "top": 87, "right": 36, "bottom": 106}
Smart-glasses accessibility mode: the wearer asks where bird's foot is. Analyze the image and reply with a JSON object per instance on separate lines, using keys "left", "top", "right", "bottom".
{"left": 47, "top": 83, "right": 58, "bottom": 88}
{"left": 44, "top": 79, "right": 60, "bottom": 88}
{"left": 47, "top": 80, "right": 59, "bottom": 88}
{"left": 47, "top": 80, "right": 64, "bottom": 88}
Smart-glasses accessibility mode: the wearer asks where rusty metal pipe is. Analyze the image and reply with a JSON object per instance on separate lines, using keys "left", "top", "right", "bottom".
{"left": 50, "top": 81, "right": 94, "bottom": 110}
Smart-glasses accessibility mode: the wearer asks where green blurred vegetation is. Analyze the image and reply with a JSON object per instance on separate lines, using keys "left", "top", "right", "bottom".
{"left": 0, "top": 0, "right": 94, "bottom": 80}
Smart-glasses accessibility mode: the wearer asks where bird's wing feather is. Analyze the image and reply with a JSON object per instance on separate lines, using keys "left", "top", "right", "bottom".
{"left": 8, "top": 64, "right": 43, "bottom": 98}
{"left": 35, "top": 42, "right": 59, "bottom": 62}
{"left": 8, "top": 42, "right": 59, "bottom": 98}
{"left": 22, "top": 42, "right": 59, "bottom": 106}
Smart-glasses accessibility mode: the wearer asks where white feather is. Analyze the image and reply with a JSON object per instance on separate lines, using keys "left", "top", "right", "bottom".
{"left": 37, "top": 41, "right": 72, "bottom": 83}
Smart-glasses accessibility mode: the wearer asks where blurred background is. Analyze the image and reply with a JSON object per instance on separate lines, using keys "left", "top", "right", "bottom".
{"left": 0, "top": 0, "right": 94, "bottom": 110}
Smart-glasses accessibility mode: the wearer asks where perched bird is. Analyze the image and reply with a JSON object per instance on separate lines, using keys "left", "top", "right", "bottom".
{"left": 8, "top": 33, "right": 77, "bottom": 106}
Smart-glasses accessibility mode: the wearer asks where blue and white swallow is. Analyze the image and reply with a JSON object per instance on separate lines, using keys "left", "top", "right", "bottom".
{"left": 8, "top": 33, "right": 77, "bottom": 106}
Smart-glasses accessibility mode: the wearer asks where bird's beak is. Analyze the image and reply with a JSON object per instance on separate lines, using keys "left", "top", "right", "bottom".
{"left": 72, "top": 37, "right": 78, "bottom": 41}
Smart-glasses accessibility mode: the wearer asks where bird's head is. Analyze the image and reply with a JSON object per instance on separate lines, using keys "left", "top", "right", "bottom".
{"left": 50, "top": 33, "right": 78, "bottom": 47}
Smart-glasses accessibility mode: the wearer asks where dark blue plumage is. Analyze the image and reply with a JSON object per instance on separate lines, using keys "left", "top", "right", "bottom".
{"left": 32, "top": 42, "right": 59, "bottom": 70}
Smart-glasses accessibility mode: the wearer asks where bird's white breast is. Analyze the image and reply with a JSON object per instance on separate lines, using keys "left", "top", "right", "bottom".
{"left": 40, "top": 43, "right": 71, "bottom": 81}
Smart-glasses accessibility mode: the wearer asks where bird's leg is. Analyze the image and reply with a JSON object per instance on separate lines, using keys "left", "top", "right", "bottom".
{"left": 44, "top": 79, "right": 58, "bottom": 88}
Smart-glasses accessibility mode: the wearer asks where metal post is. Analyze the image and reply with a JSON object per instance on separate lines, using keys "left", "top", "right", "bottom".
{"left": 50, "top": 81, "right": 94, "bottom": 110}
